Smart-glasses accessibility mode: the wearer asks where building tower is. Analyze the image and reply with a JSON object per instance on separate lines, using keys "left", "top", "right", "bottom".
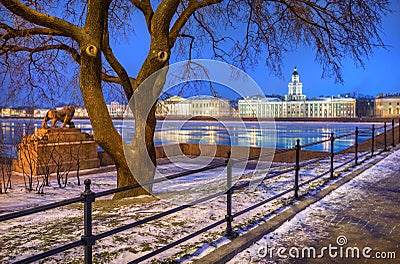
{"left": 285, "top": 67, "right": 306, "bottom": 101}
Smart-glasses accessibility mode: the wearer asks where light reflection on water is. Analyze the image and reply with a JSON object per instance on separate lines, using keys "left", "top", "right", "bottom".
{"left": 0, "top": 118, "right": 381, "bottom": 158}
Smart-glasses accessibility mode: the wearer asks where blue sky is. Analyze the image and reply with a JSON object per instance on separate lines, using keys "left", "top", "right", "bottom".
{"left": 2, "top": 1, "right": 398, "bottom": 107}
{"left": 256, "top": 2, "right": 400, "bottom": 98}
{"left": 113, "top": 1, "right": 400, "bottom": 100}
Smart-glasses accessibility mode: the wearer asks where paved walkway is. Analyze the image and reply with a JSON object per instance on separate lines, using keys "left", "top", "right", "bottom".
{"left": 227, "top": 148, "right": 400, "bottom": 263}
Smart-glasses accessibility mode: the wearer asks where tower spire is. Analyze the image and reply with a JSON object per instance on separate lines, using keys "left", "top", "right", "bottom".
{"left": 285, "top": 67, "right": 306, "bottom": 101}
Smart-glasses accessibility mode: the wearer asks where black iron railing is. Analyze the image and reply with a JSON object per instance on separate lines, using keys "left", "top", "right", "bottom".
{"left": 0, "top": 119, "right": 399, "bottom": 264}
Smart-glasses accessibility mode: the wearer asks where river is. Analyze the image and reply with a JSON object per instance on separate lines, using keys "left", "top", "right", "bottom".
{"left": 0, "top": 118, "right": 382, "bottom": 158}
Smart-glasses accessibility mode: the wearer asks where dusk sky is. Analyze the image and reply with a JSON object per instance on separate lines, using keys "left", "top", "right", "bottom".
{"left": 257, "top": 0, "right": 400, "bottom": 98}
{"left": 113, "top": 1, "right": 400, "bottom": 100}
{"left": 1, "top": 1, "right": 399, "bottom": 106}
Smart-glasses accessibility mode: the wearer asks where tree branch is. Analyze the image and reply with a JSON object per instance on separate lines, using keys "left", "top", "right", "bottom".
{"left": 192, "top": 12, "right": 232, "bottom": 61}
{"left": 0, "top": 22, "right": 69, "bottom": 41}
{"left": 129, "top": 0, "right": 153, "bottom": 32}
{"left": 0, "top": 0, "right": 82, "bottom": 41}
{"left": 169, "top": 0, "right": 223, "bottom": 46}
{"left": 0, "top": 44, "right": 81, "bottom": 63}
{"left": 102, "top": 9, "right": 135, "bottom": 99}
{"left": 177, "top": 33, "right": 195, "bottom": 60}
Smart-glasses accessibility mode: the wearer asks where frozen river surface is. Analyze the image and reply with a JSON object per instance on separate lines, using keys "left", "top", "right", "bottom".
{"left": 0, "top": 119, "right": 383, "bottom": 157}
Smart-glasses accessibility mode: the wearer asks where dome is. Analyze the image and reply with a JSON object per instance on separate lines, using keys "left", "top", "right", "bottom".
{"left": 292, "top": 67, "right": 299, "bottom": 76}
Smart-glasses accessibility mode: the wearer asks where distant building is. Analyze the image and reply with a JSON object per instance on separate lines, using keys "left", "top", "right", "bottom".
{"left": 107, "top": 102, "right": 126, "bottom": 118}
{"left": 356, "top": 97, "right": 375, "bottom": 118}
{"left": 239, "top": 67, "right": 356, "bottom": 118}
{"left": 157, "top": 96, "right": 190, "bottom": 117}
{"left": 30, "top": 103, "right": 126, "bottom": 119}
{"left": 239, "top": 96, "right": 285, "bottom": 118}
{"left": 1, "top": 108, "right": 27, "bottom": 117}
{"left": 285, "top": 67, "right": 306, "bottom": 101}
{"left": 157, "top": 95, "right": 232, "bottom": 117}
{"left": 75, "top": 107, "right": 89, "bottom": 118}
{"left": 189, "top": 95, "right": 232, "bottom": 117}
{"left": 375, "top": 94, "right": 400, "bottom": 117}
{"left": 304, "top": 96, "right": 356, "bottom": 118}
{"left": 33, "top": 109, "right": 49, "bottom": 118}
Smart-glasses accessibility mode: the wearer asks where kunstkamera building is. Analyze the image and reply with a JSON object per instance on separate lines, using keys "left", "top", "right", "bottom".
{"left": 238, "top": 67, "right": 356, "bottom": 118}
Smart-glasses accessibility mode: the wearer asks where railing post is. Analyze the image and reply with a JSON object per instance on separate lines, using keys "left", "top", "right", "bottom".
{"left": 384, "top": 122, "right": 387, "bottom": 151}
{"left": 392, "top": 119, "right": 395, "bottom": 147}
{"left": 294, "top": 139, "right": 300, "bottom": 199}
{"left": 225, "top": 157, "right": 236, "bottom": 239}
{"left": 398, "top": 118, "right": 400, "bottom": 144}
{"left": 81, "top": 179, "right": 95, "bottom": 264}
{"left": 355, "top": 127, "right": 359, "bottom": 166}
{"left": 371, "top": 124, "right": 375, "bottom": 157}
{"left": 225, "top": 150, "right": 231, "bottom": 164}
{"left": 330, "top": 133, "right": 335, "bottom": 179}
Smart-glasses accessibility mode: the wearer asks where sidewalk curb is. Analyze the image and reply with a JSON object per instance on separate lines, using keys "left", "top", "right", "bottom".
{"left": 192, "top": 147, "right": 399, "bottom": 264}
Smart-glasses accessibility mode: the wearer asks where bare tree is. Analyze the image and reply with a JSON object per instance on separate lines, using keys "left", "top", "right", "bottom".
{"left": 14, "top": 119, "right": 49, "bottom": 193}
{"left": 18, "top": 137, "right": 36, "bottom": 192}
{"left": 35, "top": 172, "right": 46, "bottom": 194}
{"left": 69, "top": 140, "right": 83, "bottom": 186}
{"left": 49, "top": 134, "right": 73, "bottom": 188}
{"left": 0, "top": 155, "right": 12, "bottom": 194}
{"left": 0, "top": 129, "right": 13, "bottom": 194}
{"left": 0, "top": 0, "right": 391, "bottom": 198}
{"left": 36, "top": 137, "right": 56, "bottom": 187}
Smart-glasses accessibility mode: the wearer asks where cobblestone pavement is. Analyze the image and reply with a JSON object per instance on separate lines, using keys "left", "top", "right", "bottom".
{"left": 229, "top": 149, "right": 400, "bottom": 264}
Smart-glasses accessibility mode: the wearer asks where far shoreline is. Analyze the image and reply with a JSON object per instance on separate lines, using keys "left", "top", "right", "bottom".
{"left": 1, "top": 116, "right": 398, "bottom": 123}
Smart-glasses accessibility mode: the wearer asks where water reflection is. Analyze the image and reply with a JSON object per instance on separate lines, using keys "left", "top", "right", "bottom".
{"left": 0, "top": 118, "right": 381, "bottom": 158}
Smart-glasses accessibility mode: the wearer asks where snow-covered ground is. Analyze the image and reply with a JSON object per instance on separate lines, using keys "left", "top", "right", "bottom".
{"left": 228, "top": 149, "right": 400, "bottom": 264}
{"left": 0, "top": 150, "right": 389, "bottom": 263}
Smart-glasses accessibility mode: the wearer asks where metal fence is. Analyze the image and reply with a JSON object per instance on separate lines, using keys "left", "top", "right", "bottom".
{"left": 1, "top": 119, "right": 399, "bottom": 264}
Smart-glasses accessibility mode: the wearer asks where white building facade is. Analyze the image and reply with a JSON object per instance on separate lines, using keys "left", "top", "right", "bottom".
{"left": 107, "top": 101, "right": 126, "bottom": 118}
{"left": 157, "top": 95, "right": 232, "bottom": 117}
{"left": 239, "top": 67, "right": 356, "bottom": 118}
{"left": 285, "top": 67, "right": 306, "bottom": 101}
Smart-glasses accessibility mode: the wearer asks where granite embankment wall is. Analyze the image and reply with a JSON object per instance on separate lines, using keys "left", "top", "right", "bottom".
{"left": 99, "top": 126, "right": 399, "bottom": 166}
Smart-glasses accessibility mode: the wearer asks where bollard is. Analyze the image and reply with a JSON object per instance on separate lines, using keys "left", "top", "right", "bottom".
{"left": 225, "top": 160, "right": 236, "bottom": 239}
{"left": 371, "top": 124, "right": 375, "bottom": 157}
{"left": 355, "top": 127, "right": 359, "bottom": 165}
{"left": 330, "top": 133, "right": 335, "bottom": 179}
{"left": 294, "top": 139, "right": 300, "bottom": 199}
{"left": 81, "top": 179, "right": 95, "bottom": 264}
{"left": 384, "top": 122, "right": 387, "bottom": 151}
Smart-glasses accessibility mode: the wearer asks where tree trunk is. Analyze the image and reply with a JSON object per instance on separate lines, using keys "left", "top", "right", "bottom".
{"left": 113, "top": 163, "right": 149, "bottom": 198}
{"left": 112, "top": 98, "right": 158, "bottom": 199}
{"left": 79, "top": 0, "right": 153, "bottom": 199}
{"left": 77, "top": 0, "right": 171, "bottom": 199}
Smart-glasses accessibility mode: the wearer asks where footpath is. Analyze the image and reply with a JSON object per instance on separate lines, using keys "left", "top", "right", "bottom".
{"left": 194, "top": 147, "right": 400, "bottom": 264}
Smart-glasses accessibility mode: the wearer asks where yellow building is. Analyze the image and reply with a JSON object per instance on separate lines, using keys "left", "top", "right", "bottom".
{"left": 375, "top": 95, "right": 400, "bottom": 118}
{"left": 1, "top": 108, "right": 27, "bottom": 117}
{"left": 157, "top": 96, "right": 190, "bottom": 117}
{"left": 33, "top": 109, "right": 49, "bottom": 118}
